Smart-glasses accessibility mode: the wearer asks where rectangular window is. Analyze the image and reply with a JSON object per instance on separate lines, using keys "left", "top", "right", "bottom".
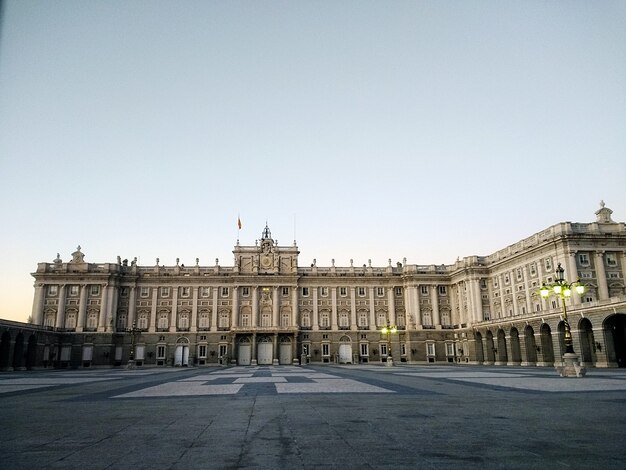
{"left": 302, "top": 343, "right": 310, "bottom": 356}
{"left": 401, "top": 343, "right": 407, "bottom": 356}
{"left": 161, "top": 287, "right": 170, "bottom": 297}
{"left": 420, "top": 285, "right": 428, "bottom": 295}
{"left": 181, "top": 287, "right": 190, "bottom": 297}
{"left": 545, "top": 258, "right": 552, "bottom": 272}
{"left": 360, "top": 343, "right": 369, "bottom": 356}
{"left": 218, "top": 344, "right": 227, "bottom": 357}
{"left": 516, "top": 268, "right": 523, "bottom": 281}
{"left": 480, "top": 279, "right": 487, "bottom": 289}
{"left": 302, "top": 287, "right": 309, "bottom": 296}
{"left": 530, "top": 263, "right": 537, "bottom": 276}
{"left": 69, "top": 285, "right": 79, "bottom": 296}
{"left": 357, "top": 287, "right": 366, "bottom": 297}
{"left": 395, "top": 287, "right": 402, "bottom": 296}
{"left": 380, "top": 343, "right": 388, "bottom": 356}
{"left": 241, "top": 287, "right": 250, "bottom": 296}
{"left": 201, "top": 287, "right": 210, "bottom": 297}
{"left": 90, "top": 285, "right": 100, "bottom": 296}
{"left": 426, "top": 343, "right": 435, "bottom": 356}
{"left": 221, "top": 287, "right": 229, "bottom": 297}
{"left": 140, "top": 287, "right": 149, "bottom": 297}
{"left": 198, "top": 345, "right": 207, "bottom": 358}
{"left": 446, "top": 344, "right": 455, "bottom": 356}
{"left": 579, "top": 253, "right": 590, "bottom": 266}
{"left": 376, "top": 287, "right": 384, "bottom": 297}
{"left": 48, "top": 285, "right": 58, "bottom": 296}
{"left": 322, "top": 343, "right": 330, "bottom": 356}
{"left": 606, "top": 253, "right": 617, "bottom": 266}
{"left": 282, "top": 287, "right": 289, "bottom": 296}
{"left": 321, "top": 287, "right": 329, "bottom": 297}
{"left": 120, "top": 287, "right": 128, "bottom": 297}
{"left": 438, "top": 286, "right": 447, "bottom": 295}
{"left": 156, "top": 345, "right": 166, "bottom": 359}
{"left": 339, "top": 287, "right": 347, "bottom": 297}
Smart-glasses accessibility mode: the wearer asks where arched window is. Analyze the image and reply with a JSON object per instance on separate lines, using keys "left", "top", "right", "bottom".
{"left": 358, "top": 311, "right": 368, "bottom": 328}
{"left": 87, "top": 311, "right": 98, "bottom": 329}
{"left": 158, "top": 312, "right": 168, "bottom": 330}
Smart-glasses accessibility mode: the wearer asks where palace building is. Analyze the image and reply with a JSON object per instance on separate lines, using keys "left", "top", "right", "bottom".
{"left": 1, "top": 202, "right": 625, "bottom": 370}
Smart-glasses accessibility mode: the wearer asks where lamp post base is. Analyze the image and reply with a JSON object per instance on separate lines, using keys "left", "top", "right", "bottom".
{"left": 386, "top": 357, "right": 394, "bottom": 367}
{"left": 555, "top": 353, "right": 586, "bottom": 378}
{"left": 126, "top": 359, "right": 136, "bottom": 370}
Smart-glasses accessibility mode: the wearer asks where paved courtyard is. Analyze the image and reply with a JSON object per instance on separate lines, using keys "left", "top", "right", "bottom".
{"left": 1, "top": 364, "right": 625, "bottom": 469}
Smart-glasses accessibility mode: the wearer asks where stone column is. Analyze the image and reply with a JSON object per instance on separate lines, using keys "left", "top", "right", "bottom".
{"left": 430, "top": 285, "right": 440, "bottom": 327}
{"left": 232, "top": 286, "right": 239, "bottom": 327}
{"left": 149, "top": 287, "right": 158, "bottom": 332}
{"left": 170, "top": 287, "right": 178, "bottom": 332}
{"left": 414, "top": 286, "right": 422, "bottom": 328}
{"left": 31, "top": 283, "right": 45, "bottom": 325}
{"left": 291, "top": 287, "right": 298, "bottom": 327}
{"left": 273, "top": 287, "right": 279, "bottom": 327}
{"left": 312, "top": 287, "right": 319, "bottom": 331}
{"left": 387, "top": 287, "right": 396, "bottom": 325}
{"left": 127, "top": 286, "right": 137, "bottom": 328}
{"left": 211, "top": 287, "right": 219, "bottom": 330}
{"left": 191, "top": 286, "right": 198, "bottom": 332}
{"left": 368, "top": 287, "right": 376, "bottom": 329}
{"left": 76, "top": 284, "right": 87, "bottom": 332}
{"left": 331, "top": 288, "right": 338, "bottom": 329}
{"left": 522, "top": 267, "right": 532, "bottom": 314}
{"left": 350, "top": 287, "right": 357, "bottom": 329}
{"left": 108, "top": 286, "right": 118, "bottom": 332}
{"left": 566, "top": 251, "right": 582, "bottom": 305}
{"left": 249, "top": 287, "right": 257, "bottom": 327}
{"left": 251, "top": 333, "right": 257, "bottom": 365}
{"left": 594, "top": 251, "right": 609, "bottom": 300}
{"left": 97, "top": 284, "right": 107, "bottom": 331}
{"left": 55, "top": 284, "right": 66, "bottom": 329}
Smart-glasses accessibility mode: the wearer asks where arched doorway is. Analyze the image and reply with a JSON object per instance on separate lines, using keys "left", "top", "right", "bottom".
{"left": 496, "top": 329, "right": 508, "bottom": 365}
{"left": 174, "top": 337, "right": 190, "bottom": 366}
{"left": 474, "top": 332, "right": 484, "bottom": 364}
{"left": 338, "top": 336, "right": 352, "bottom": 364}
{"left": 279, "top": 336, "right": 292, "bottom": 365}
{"left": 540, "top": 323, "right": 555, "bottom": 365}
{"left": 510, "top": 328, "right": 521, "bottom": 365}
{"left": 26, "top": 335, "right": 38, "bottom": 370}
{"left": 257, "top": 336, "right": 273, "bottom": 365}
{"left": 13, "top": 333, "right": 25, "bottom": 370}
{"left": 238, "top": 336, "right": 251, "bottom": 366}
{"left": 579, "top": 318, "right": 595, "bottom": 365}
{"left": 603, "top": 313, "right": 626, "bottom": 368}
{"left": 485, "top": 331, "right": 495, "bottom": 363}
{"left": 557, "top": 321, "right": 567, "bottom": 359}
{"left": 524, "top": 325, "right": 537, "bottom": 365}
{"left": 0, "top": 331, "right": 11, "bottom": 370}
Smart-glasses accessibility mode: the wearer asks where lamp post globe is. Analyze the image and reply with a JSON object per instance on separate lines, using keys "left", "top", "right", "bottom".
{"left": 539, "top": 263, "right": 586, "bottom": 377}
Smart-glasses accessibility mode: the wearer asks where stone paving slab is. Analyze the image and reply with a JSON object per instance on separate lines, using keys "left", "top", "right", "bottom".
{"left": 2, "top": 364, "right": 625, "bottom": 469}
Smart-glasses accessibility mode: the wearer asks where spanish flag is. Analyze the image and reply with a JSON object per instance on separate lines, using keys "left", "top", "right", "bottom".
{"left": 237, "top": 216, "right": 242, "bottom": 230}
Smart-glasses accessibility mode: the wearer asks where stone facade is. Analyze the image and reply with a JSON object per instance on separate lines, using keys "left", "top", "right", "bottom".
{"left": 2, "top": 202, "right": 624, "bottom": 371}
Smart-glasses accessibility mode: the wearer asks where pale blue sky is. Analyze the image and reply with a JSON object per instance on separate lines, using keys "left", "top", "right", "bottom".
{"left": 1, "top": 1, "right": 625, "bottom": 321}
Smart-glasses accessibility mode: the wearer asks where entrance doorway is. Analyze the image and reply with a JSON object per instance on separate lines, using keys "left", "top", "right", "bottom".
{"left": 257, "top": 336, "right": 273, "bottom": 365}
{"left": 279, "top": 337, "right": 292, "bottom": 365}
{"left": 238, "top": 337, "right": 251, "bottom": 366}
{"left": 604, "top": 313, "right": 626, "bottom": 367}
{"left": 174, "top": 345, "right": 189, "bottom": 366}
{"left": 338, "top": 335, "right": 352, "bottom": 364}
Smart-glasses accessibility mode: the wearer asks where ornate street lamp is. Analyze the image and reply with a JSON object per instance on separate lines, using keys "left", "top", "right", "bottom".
{"left": 381, "top": 320, "right": 397, "bottom": 366}
{"left": 126, "top": 320, "right": 141, "bottom": 369}
{"left": 540, "top": 263, "right": 586, "bottom": 377}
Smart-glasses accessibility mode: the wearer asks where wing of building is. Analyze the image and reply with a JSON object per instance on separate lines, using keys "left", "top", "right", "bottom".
{"left": 1, "top": 202, "right": 625, "bottom": 370}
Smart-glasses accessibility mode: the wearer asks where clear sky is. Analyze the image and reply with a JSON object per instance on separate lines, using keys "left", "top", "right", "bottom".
{"left": 1, "top": 1, "right": 625, "bottom": 322}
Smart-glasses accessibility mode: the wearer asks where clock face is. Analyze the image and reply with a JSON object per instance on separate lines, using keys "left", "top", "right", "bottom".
{"left": 261, "top": 255, "right": 272, "bottom": 268}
